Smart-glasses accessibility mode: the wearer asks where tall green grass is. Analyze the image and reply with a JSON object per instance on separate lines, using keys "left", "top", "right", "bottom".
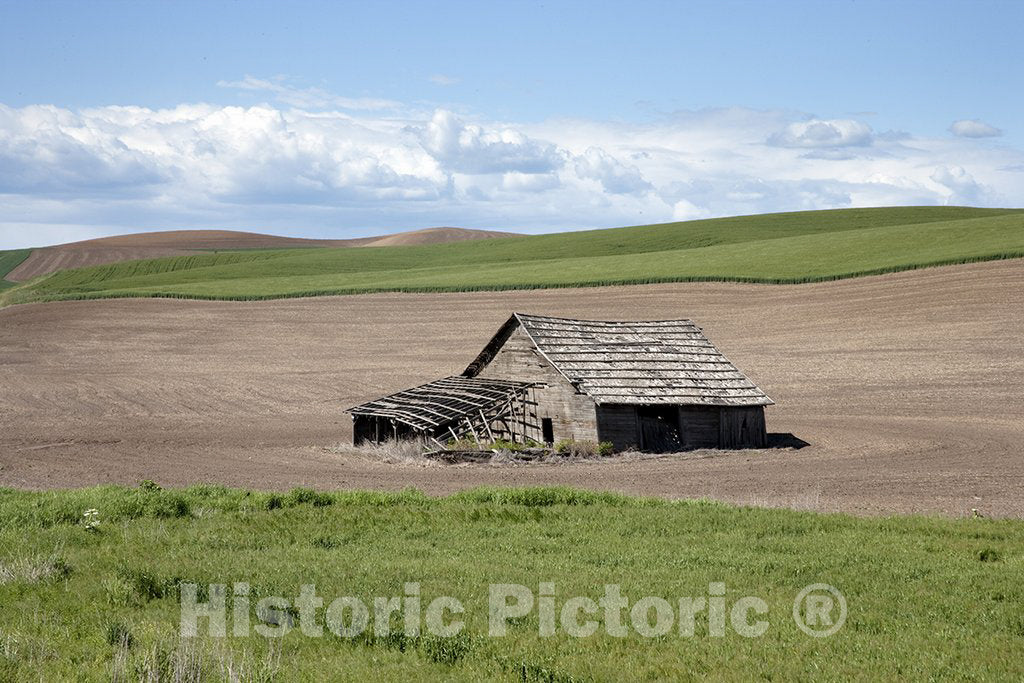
{"left": 5, "top": 206, "right": 1024, "bottom": 305}
{"left": 0, "top": 485, "right": 1021, "bottom": 680}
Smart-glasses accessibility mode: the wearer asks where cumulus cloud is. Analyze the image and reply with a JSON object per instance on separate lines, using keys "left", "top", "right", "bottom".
{"left": 930, "top": 165, "right": 988, "bottom": 204}
{"left": 671, "top": 199, "right": 710, "bottom": 221}
{"left": 0, "top": 100, "right": 1022, "bottom": 248}
{"left": 0, "top": 105, "right": 168, "bottom": 195}
{"left": 418, "top": 109, "right": 564, "bottom": 175}
{"left": 949, "top": 119, "right": 1003, "bottom": 138}
{"left": 0, "top": 103, "right": 446, "bottom": 207}
{"left": 573, "top": 147, "right": 652, "bottom": 195}
{"left": 769, "top": 118, "right": 874, "bottom": 148}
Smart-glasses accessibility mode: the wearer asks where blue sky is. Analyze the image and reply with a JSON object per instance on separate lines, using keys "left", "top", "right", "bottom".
{"left": 1, "top": 0, "right": 1022, "bottom": 248}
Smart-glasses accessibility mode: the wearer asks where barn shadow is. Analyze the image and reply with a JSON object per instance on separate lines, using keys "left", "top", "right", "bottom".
{"left": 765, "top": 433, "right": 811, "bottom": 449}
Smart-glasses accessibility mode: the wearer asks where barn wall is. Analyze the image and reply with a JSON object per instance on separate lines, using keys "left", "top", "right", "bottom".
{"left": 478, "top": 325, "right": 598, "bottom": 442}
{"left": 719, "top": 406, "right": 767, "bottom": 449}
{"left": 592, "top": 404, "right": 770, "bottom": 452}
{"left": 596, "top": 404, "right": 639, "bottom": 451}
{"left": 678, "top": 407, "right": 721, "bottom": 449}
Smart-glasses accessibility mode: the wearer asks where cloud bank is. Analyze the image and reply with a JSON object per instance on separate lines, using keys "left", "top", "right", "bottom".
{"left": 0, "top": 95, "right": 1020, "bottom": 248}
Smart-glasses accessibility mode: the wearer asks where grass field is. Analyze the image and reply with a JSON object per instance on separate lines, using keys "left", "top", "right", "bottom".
{"left": 1, "top": 485, "right": 1021, "bottom": 680}
{"left": 0, "top": 249, "right": 32, "bottom": 290}
{"left": 4, "top": 206, "right": 1022, "bottom": 304}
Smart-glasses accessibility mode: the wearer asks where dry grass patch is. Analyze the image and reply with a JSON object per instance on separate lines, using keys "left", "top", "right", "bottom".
{"left": 110, "top": 636, "right": 281, "bottom": 683}
{"left": 325, "top": 439, "right": 436, "bottom": 466}
{"left": 0, "top": 549, "right": 71, "bottom": 585}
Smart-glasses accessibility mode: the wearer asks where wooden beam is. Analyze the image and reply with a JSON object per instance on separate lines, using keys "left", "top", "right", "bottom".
{"left": 520, "top": 393, "right": 528, "bottom": 442}
{"left": 480, "top": 409, "right": 495, "bottom": 441}
{"left": 507, "top": 399, "right": 519, "bottom": 443}
{"left": 464, "top": 417, "right": 480, "bottom": 445}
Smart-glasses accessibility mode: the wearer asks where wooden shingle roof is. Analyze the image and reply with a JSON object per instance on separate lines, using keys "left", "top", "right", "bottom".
{"left": 466, "top": 313, "right": 773, "bottom": 407}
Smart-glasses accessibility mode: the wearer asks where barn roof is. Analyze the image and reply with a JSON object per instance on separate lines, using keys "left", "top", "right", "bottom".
{"left": 464, "top": 313, "right": 773, "bottom": 407}
{"left": 346, "top": 375, "right": 536, "bottom": 432}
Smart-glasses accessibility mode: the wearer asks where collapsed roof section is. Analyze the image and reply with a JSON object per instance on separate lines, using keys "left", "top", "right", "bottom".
{"left": 346, "top": 375, "right": 537, "bottom": 440}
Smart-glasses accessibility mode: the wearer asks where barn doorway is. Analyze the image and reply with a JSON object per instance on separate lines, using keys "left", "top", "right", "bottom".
{"left": 636, "top": 405, "right": 682, "bottom": 452}
{"left": 541, "top": 417, "right": 554, "bottom": 444}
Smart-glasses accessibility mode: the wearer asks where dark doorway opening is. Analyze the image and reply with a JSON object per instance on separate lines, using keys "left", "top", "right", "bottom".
{"left": 636, "top": 405, "right": 682, "bottom": 452}
{"left": 541, "top": 417, "right": 554, "bottom": 444}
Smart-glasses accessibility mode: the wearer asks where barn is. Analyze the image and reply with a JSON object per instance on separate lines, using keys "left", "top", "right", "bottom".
{"left": 348, "top": 313, "right": 773, "bottom": 452}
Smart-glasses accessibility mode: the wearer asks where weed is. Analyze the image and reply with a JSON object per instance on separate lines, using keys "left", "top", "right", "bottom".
{"left": 330, "top": 439, "right": 431, "bottom": 463}
{"left": 311, "top": 536, "right": 342, "bottom": 549}
{"left": 286, "top": 487, "right": 333, "bottom": 508}
{"left": 553, "top": 439, "right": 614, "bottom": 458}
{"left": 419, "top": 632, "right": 475, "bottom": 666}
{"left": 104, "top": 621, "right": 134, "bottom": 649}
{"left": 497, "top": 655, "right": 590, "bottom": 683}
{"left": 147, "top": 493, "right": 190, "bottom": 519}
{"left": 83, "top": 508, "right": 100, "bottom": 532}
{"left": 977, "top": 548, "right": 1001, "bottom": 562}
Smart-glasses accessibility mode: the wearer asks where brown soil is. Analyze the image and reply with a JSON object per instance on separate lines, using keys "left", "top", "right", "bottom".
{"left": 5, "top": 227, "right": 520, "bottom": 281}
{"left": 1, "top": 260, "right": 1022, "bottom": 518}
{"left": 360, "top": 227, "right": 520, "bottom": 247}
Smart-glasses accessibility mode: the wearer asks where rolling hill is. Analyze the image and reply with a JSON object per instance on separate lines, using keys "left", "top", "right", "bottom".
{"left": 1, "top": 226, "right": 520, "bottom": 282}
{"left": 0, "top": 248, "right": 32, "bottom": 290}
{"left": 3, "top": 206, "right": 1023, "bottom": 305}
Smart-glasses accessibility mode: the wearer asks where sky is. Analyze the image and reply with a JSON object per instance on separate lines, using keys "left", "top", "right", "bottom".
{"left": 0, "top": 0, "right": 1022, "bottom": 248}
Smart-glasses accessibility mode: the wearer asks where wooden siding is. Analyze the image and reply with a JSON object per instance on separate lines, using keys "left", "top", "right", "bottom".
{"left": 596, "top": 404, "right": 639, "bottom": 451}
{"left": 477, "top": 325, "right": 598, "bottom": 442}
{"left": 593, "top": 405, "right": 767, "bottom": 452}
{"left": 679, "top": 407, "right": 721, "bottom": 449}
{"left": 720, "top": 405, "right": 767, "bottom": 449}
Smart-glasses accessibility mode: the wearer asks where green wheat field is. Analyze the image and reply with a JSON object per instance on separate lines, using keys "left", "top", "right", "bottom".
{"left": 3, "top": 206, "right": 1023, "bottom": 305}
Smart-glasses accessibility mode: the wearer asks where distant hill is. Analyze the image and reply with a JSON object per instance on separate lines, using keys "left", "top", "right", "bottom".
{"left": 359, "top": 226, "right": 520, "bottom": 247}
{"left": 3, "top": 206, "right": 1023, "bottom": 306}
{"left": 3, "top": 227, "right": 520, "bottom": 281}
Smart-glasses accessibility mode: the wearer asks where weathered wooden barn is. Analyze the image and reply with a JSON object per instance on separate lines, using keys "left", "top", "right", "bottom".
{"left": 348, "top": 313, "right": 773, "bottom": 452}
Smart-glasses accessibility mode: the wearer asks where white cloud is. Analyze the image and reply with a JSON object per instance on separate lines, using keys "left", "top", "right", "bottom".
{"left": 0, "top": 100, "right": 1022, "bottom": 248}
{"left": 217, "top": 75, "right": 400, "bottom": 111}
{"left": 418, "top": 109, "right": 564, "bottom": 175}
{"left": 949, "top": 119, "right": 1003, "bottom": 138}
{"left": 500, "top": 171, "right": 561, "bottom": 193}
{"left": 428, "top": 74, "right": 460, "bottom": 86}
{"left": 573, "top": 147, "right": 652, "bottom": 195}
{"left": 672, "top": 199, "right": 710, "bottom": 221}
{"left": 930, "top": 165, "right": 988, "bottom": 204}
{"left": 769, "top": 119, "right": 874, "bottom": 148}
